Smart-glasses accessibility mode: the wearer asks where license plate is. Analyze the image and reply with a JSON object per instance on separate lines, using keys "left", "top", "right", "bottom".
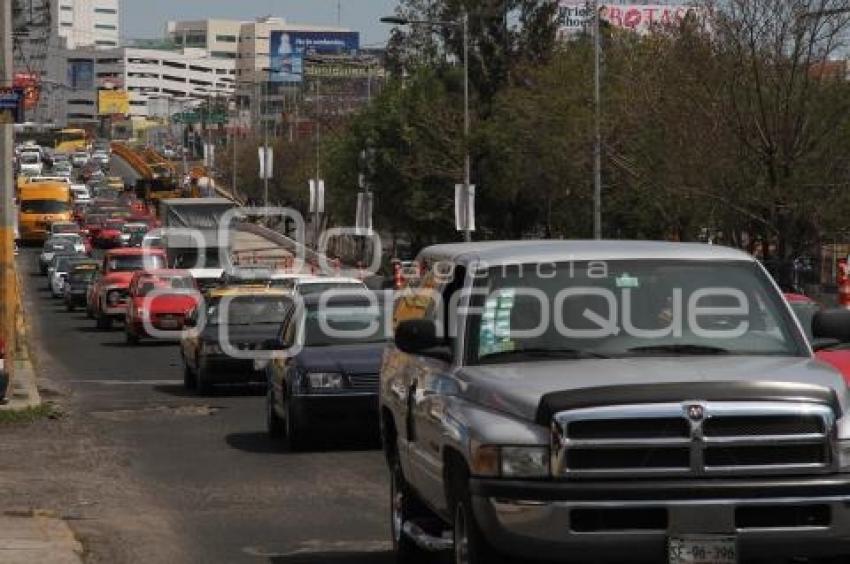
{"left": 159, "top": 319, "right": 179, "bottom": 329}
{"left": 669, "top": 536, "right": 737, "bottom": 564}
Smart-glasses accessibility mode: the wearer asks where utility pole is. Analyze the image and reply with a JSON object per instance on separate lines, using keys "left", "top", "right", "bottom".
{"left": 592, "top": 0, "right": 603, "bottom": 240}
{"left": 231, "top": 97, "right": 238, "bottom": 201}
{"left": 263, "top": 80, "right": 270, "bottom": 216}
{"left": 461, "top": 10, "right": 471, "bottom": 243}
{"left": 1, "top": 0, "right": 17, "bottom": 387}
{"left": 314, "top": 79, "right": 321, "bottom": 247}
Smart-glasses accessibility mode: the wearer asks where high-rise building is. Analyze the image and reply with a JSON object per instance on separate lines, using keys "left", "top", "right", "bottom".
{"left": 53, "top": 0, "right": 120, "bottom": 49}
{"left": 166, "top": 19, "right": 242, "bottom": 60}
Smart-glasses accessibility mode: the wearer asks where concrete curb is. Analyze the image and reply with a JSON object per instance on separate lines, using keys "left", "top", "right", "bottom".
{"left": 0, "top": 269, "right": 40, "bottom": 411}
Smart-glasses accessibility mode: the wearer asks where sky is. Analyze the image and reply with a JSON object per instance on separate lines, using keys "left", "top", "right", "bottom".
{"left": 120, "top": 0, "right": 399, "bottom": 47}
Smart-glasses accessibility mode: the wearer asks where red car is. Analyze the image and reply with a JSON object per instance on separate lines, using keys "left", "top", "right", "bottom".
{"left": 94, "top": 218, "right": 125, "bottom": 249}
{"left": 89, "top": 248, "right": 167, "bottom": 329}
{"left": 784, "top": 293, "right": 850, "bottom": 384}
{"left": 81, "top": 214, "right": 107, "bottom": 241}
{"left": 124, "top": 270, "right": 200, "bottom": 344}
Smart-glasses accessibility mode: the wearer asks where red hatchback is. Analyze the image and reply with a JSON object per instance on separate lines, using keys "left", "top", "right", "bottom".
{"left": 124, "top": 270, "right": 200, "bottom": 344}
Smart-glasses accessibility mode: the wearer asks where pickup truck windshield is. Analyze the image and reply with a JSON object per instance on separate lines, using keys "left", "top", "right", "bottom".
{"left": 470, "top": 260, "right": 805, "bottom": 363}
{"left": 107, "top": 255, "right": 166, "bottom": 272}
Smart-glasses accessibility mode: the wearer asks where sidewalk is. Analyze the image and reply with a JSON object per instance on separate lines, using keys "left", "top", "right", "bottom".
{"left": 0, "top": 511, "right": 83, "bottom": 564}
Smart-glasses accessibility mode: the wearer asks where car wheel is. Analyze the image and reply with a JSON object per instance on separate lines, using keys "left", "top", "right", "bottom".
{"left": 96, "top": 311, "right": 112, "bottom": 330}
{"left": 453, "top": 483, "right": 502, "bottom": 564}
{"left": 182, "top": 360, "right": 195, "bottom": 390}
{"left": 390, "top": 456, "right": 423, "bottom": 562}
{"left": 266, "top": 387, "right": 284, "bottom": 439}
{"left": 196, "top": 363, "right": 212, "bottom": 395}
{"left": 284, "top": 395, "right": 306, "bottom": 451}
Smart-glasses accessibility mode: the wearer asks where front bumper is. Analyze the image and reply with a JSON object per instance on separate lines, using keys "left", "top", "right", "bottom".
{"left": 103, "top": 303, "right": 127, "bottom": 318}
{"left": 291, "top": 393, "right": 378, "bottom": 426}
{"left": 66, "top": 292, "right": 87, "bottom": 306}
{"left": 200, "top": 355, "right": 265, "bottom": 383}
{"left": 470, "top": 476, "right": 850, "bottom": 562}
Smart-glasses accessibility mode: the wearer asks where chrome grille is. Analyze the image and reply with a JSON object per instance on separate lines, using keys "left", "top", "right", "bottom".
{"left": 347, "top": 373, "right": 379, "bottom": 392}
{"left": 552, "top": 402, "right": 835, "bottom": 479}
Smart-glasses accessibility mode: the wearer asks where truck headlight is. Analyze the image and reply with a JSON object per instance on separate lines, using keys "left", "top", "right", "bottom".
{"left": 307, "top": 372, "right": 344, "bottom": 390}
{"left": 471, "top": 444, "right": 550, "bottom": 478}
{"left": 838, "top": 440, "right": 850, "bottom": 471}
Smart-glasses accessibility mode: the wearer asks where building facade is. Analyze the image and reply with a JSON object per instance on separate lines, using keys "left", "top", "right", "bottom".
{"left": 46, "top": 47, "right": 236, "bottom": 127}
{"left": 166, "top": 19, "right": 242, "bottom": 60}
{"left": 54, "top": 0, "right": 120, "bottom": 49}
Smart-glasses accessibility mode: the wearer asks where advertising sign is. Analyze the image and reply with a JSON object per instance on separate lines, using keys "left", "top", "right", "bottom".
{"left": 600, "top": 4, "right": 704, "bottom": 34}
{"left": 67, "top": 60, "right": 95, "bottom": 89}
{"left": 557, "top": 1, "right": 592, "bottom": 38}
{"left": 0, "top": 88, "right": 23, "bottom": 123}
{"left": 288, "top": 31, "right": 359, "bottom": 55}
{"left": 98, "top": 90, "right": 130, "bottom": 115}
{"left": 557, "top": 2, "right": 704, "bottom": 37}
{"left": 304, "top": 60, "right": 386, "bottom": 79}
{"left": 270, "top": 31, "right": 361, "bottom": 82}
{"left": 270, "top": 31, "right": 304, "bottom": 83}
{"left": 13, "top": 72, "right": 40, "bottom": 110}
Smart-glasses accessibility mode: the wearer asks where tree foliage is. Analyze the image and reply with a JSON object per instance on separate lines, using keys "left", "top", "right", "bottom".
{"left": 322, "top": 0, "right": 850, "bottom": 259}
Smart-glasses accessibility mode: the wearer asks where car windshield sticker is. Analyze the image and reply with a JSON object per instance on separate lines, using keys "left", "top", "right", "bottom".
{"left": 479, "top": 289, "right": 516, "bottom": 356}
{"left": 616, "top": 273, "right": 640, "bottom": 288}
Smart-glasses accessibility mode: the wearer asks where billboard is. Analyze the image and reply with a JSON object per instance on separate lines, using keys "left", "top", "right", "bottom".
{"left": 288, "top": 31, "right": 359, "bottom": 55}
{"left": 0, "top": 88, "right": 24, "bottom": 123}
{"left": 601, "top": 4, "right": 704, "bottom": 34}
{"left": 67, "top": 60, "right": 94, "bottom": 89}
{"left": 270, "top": 31, "right": 361, "bottom": 82}
{"left": 557, "top": 2, "right": 704, "bottom": 37}
{"left": 270, "top": 31, "right": 304, "bottom": 83}
{"left": 98, "top": 90, "right": 130, "bottom": 115}
{"left": 13, "top": 72, "right": 40, "bottom": 110}
{"left": 557, "top": 1, "right": 591, "bottom": 38}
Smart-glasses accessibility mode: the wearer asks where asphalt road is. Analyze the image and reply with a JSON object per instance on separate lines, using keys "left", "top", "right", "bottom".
{"left": 17, "top": 195, "right": 395, "bottom": 562}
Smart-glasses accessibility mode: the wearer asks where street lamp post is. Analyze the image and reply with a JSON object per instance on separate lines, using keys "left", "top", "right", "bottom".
{"left": 381, "top": 13, "right": 472, "bottom": 242}
{"left": 593, "top": 0, "right": 602, "bottom": 240}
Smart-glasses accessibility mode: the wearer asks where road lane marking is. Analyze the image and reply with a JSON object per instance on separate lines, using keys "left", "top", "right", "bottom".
{"left": 243, "top": 540, "right": 392, "bottom": 557}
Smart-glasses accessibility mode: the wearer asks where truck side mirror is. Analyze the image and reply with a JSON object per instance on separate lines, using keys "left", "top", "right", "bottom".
{"left": 395, "top": 319, "right": 450, "bottom": 362}
{"left": 813, "top": 309, "right": 850, "bottom": 344}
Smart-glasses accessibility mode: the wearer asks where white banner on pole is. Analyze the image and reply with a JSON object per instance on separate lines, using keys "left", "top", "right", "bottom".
{"left": 309, "top": 179, "right": 325, "bottom": 213}
{"left": 356, "top": 191, "right": 373, "bottom": 234}
{"left": 455, "top": 184, "right": 476, "bottom": 232}
{"left": 204, "top": 143, "right": 215, "bottom": 168}
{"left": 258, "top": 146, "right": 273, "bottom": 179}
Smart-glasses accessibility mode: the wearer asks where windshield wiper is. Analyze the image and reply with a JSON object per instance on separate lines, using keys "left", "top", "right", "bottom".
{"left": 481, "top": 347, "right": 609, "bottom": 362}
{"left": 627, "top": 344, "right": 729, "bottom": 356}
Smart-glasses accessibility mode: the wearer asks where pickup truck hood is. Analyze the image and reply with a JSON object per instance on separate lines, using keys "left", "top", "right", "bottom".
{"left": 132, "top": 294, "right": 198, "bottom": 315}
{"left": 296, "top": 342, "right": 385, "bottom": 374}
{"left": 457, "top": 356, "right": 847, "bottom": 423}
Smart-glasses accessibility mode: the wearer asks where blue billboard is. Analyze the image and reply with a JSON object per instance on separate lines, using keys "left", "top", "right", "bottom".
{"left": 269, "top": 31, "right": 361, "bottom": 83}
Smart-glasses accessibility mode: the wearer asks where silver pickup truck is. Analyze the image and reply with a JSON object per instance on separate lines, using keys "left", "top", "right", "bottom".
{"left": 379, "top": 240, "right": 850, "bottom": 564}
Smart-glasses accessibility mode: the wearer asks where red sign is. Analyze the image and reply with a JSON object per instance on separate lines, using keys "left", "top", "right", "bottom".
{"left": 13, "top": 72, "right": 40, "bottom": 110}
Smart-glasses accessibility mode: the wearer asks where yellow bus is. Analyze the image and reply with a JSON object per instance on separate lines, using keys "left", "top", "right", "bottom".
{"left": 18, "top": 182, "right": 73, "bottom": 243}
{"left": 55, "top": 128, "right": 88, "bottom": 153}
